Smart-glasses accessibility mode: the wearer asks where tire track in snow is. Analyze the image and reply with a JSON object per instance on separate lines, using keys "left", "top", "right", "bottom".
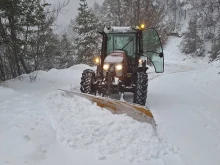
{"left": 191, "top": 81, "right": 220, "bottom": 102}
{"left": 148, "top": 64, "right": 196, "bottom": 81}
{"left": 123, "top": 63, "right": 196, "bottom": 104}
{"left": 217, "top": 133, "right": 220, "bottom": 151}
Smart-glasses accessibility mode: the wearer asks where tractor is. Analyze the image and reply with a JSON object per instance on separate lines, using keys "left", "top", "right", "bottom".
{"left": 80, "top": 25, "right": 164, "bottom": 106}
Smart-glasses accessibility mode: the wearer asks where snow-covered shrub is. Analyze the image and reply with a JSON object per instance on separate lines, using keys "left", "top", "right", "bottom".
{"left": 209, "top": 26, "right": 220, "bottom": 60}
{"left": 209, "top": 43, "right": 220, "bottom": 60}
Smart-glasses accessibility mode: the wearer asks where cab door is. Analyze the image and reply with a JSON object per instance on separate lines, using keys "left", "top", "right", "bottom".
{"left": 142, "top": 28, "right": 164, "bottom": 73}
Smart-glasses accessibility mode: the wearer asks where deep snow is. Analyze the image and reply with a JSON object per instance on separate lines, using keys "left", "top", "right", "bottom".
{"left": 47, "top": 91, "right": 178, "bottom": 162}
{"left": 1, "top": 36, "right": 220, "bottom": 165}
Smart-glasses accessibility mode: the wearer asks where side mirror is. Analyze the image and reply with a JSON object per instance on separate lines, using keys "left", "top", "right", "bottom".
{"left": 159, "top": 52, "right": 164, "bottom": 58}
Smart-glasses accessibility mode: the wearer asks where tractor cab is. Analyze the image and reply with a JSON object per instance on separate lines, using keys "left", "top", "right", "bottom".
{"left": 100, "top": 26, "right": 164, "bottom": 74}
{"left": 105, "top": 27, "right": 137, "bottom": 65}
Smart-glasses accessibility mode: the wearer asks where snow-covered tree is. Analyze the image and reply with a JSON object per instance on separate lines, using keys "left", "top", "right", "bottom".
{"left": 0, "top": 0, "right": 51, "bottom": 78}
{"left": 164, "top": 0, "right": 191, "bottom": 31}
{"left": 180, "top": 17, "right": 205, "bottom": 57}
{"left": 57, "top": 34, "right": 76, "bottom": 69}
{"left": 73, "top": 0, "right": 101, "bottom": 65}
{"left": 71, "top": 0, "right": 220, "bottom": 61}
{"left": 0, "top": 0, "right": 73, "bottom": 81}
{"left": 90, "top": 0, "right": 169, "bottom": 45}
{"left": 210, "top": 27, "right": 220, "bottom": 60}
{"left": 99, "top": 0, "right": 116, "bottom": 26}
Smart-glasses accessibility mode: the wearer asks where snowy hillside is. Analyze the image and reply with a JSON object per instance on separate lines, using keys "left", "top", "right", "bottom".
{"left": 1, "top": 36, "right": 220, "bottom": 165}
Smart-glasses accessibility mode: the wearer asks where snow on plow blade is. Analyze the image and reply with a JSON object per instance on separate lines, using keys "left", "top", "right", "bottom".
{"left": 61, "top": 90, "right": 156, "bottom": 129}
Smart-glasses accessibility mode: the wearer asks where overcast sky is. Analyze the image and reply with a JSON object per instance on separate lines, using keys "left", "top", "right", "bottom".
{"left": 47, "top": 0, "right": 103, "bottom": 28}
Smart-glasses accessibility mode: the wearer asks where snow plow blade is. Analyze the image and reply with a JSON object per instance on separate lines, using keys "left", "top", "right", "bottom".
{"left": 60, "top": 90, "right": 156, "bottom": 129}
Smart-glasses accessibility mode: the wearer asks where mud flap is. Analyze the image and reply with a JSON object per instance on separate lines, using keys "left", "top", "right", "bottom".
{"left": 60, "top": 89, "right": 157, "bottom": 130}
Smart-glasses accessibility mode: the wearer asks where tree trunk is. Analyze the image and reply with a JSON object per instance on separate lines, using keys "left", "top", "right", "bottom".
{"left": 8, "top": 4, "right": 21, "bottom": 75}
{"left": 19, "top": 55, "right": 30, "bottom": 74}
{"left": 0, "top": 55, "right": 5, "bottom": 81}
{"left": 35, "top": 27, "right": 41, "bottom": 71}
{"left": 7, "top": 47, "right": 17, "bottom": 78}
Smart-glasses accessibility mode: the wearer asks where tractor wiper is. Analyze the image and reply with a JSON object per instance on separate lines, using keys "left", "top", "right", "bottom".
{"left": 121, "top": 39, "right": 133, "bottom": 50}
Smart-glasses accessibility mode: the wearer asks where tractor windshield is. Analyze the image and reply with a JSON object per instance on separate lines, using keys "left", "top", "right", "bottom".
{"left": 106, "top": 33, "right": 136, "bottom": 56}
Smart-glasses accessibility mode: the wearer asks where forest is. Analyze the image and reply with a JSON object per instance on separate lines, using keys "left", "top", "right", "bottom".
{"left": 0, "top": 0, "right": 220, "bottom": 81}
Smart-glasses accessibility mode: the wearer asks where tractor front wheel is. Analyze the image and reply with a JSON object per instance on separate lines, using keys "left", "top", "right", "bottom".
{"left": 80, "top": 69, "right": 96, "bottom": 94}
{"left": 133, "top": 72, "right": 148, "bottom": 106}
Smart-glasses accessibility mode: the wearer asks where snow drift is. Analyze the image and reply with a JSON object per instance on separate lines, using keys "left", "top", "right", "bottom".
{"left": 47, "top": 91, "right": 177, "bottom": 162}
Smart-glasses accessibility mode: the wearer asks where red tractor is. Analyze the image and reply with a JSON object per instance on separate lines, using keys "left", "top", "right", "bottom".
{"left": 80, "top": 25, "right": 164, "bottom": 106}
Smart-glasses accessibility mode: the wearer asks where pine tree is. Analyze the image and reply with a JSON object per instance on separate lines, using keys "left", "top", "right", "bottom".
{"left": 73, "top": 0, "right": 101, "bottom": 65}
{"left": 0, "top": 0, "right": 51, "bottom": 78}
{"left": 100, "top": 0, "right": 115, "bottom": 26}
{"left": 43, "top": 29, "right": 61, "bottom": 70}
{"left": 58, "top": 34, "right": 76, "bottom": 68}
{"left": 100, "top": 0, "right": 135, "bottom": 26}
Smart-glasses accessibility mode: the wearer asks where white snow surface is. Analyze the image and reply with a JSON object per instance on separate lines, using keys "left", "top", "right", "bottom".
{"left": 47, "top": 92, "right": 178, "bottom": 162}
{"left": 1, "top": 36, "right": 220, "bottom": 165}
{"left": 104, "top": 55, "right": 123, "bottom": 63}
{"left": 104, "top": 27, "right": 133, "bottom": 33}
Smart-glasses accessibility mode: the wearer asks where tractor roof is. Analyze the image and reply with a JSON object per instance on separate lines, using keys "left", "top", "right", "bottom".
{"left": 104, "top": 26, "right": 138, "bottom": 34}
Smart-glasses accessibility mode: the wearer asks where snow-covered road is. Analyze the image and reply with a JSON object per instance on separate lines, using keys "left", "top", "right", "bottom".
{"left": 147, "top": 69, "right": 220, "bottom": 165}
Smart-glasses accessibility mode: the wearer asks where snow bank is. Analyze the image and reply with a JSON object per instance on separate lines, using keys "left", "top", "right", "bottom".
{"left": 47, "top": 91, "right": 177, "bottom": 163}
{"left": 104, "top": 56, "right": 123, "bottom": 63}
{"left": 104, "top": 27, "right": 133, "bottom": 33}
{"left": 210, "top": 60, "right": 220, "bottom": 68}
{"left": 4, "top": 64, "right": 93, "bottom": 93}
{"left": 191, "top": 66, "right": 220, "bottom": 101}
{"left": 163, "top": 36, "right": 185, "bottom": 63}
{"left": 163, "top": 36, "right": 210, "bottom": 66}
{"left": 0, "top": 86, "right": 17, "bottom": 95}
{"left": 0, "top": 86, "right": 19, "bottom": 103}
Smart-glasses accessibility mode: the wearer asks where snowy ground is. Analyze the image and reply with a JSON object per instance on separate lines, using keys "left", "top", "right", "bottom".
{"left": 1, "top": 36, "right": 220, "bottom": 165}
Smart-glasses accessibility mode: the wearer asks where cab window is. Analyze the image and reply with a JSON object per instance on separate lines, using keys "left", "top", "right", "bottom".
{"left": 107, "top": 34, "right": 136, "bottom": 57}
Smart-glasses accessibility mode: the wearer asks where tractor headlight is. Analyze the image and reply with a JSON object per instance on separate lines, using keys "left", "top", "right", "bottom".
{"left": 139, "top": 59, "right": 143, "bottom": 63}
{"left": 115, "top": 64, "right": 123, "bottom": 71}
{"left": 94, "top": 57, "right": 100, "bottom": 64}
{"left": 103, "top": 64, "right": 109, "bottom": 70}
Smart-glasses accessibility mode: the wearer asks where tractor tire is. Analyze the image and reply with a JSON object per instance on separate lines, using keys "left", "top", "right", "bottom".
{"left": 80, "top": 69, "right": 96, "bottom": 94}
{"left": 133, "top": 72, "right": 148, "bottom": 106}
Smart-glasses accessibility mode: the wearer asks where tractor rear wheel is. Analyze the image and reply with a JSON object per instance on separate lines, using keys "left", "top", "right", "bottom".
{"left": 80, "top": 69, "right": 96, "bottom": 94}
{"left": 133, "top": 72, "right": 148, "bottom": 106}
